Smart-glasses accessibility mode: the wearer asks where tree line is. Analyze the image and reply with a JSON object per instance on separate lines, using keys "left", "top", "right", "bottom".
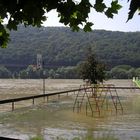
{"left": 1, "top": 64, "right": 140, "bottom": 79}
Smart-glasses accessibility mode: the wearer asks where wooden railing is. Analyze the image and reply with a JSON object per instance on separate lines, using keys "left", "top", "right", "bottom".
{"left": 0, "top": 86, "right": 139, "bottom": 111}
{"left": 0, "top": 88, "right": 82, "bottom": 111}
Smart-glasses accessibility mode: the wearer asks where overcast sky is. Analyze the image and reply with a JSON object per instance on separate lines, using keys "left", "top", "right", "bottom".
{"left": 42, "top": 1, "right": 140, "bottom": 32}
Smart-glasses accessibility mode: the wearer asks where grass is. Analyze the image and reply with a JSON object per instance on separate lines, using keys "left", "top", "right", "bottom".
{"left": 30, "top": 136, "right": 43, "bottom": 140}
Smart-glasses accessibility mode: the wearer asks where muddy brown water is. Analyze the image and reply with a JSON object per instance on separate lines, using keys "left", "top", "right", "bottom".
{"left": 0, "top": 79, "right": 140, "bottom": 140}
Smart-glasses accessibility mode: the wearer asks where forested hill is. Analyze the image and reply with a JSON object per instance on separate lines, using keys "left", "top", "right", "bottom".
{"left": 0, "top": 26, "right": 140, "bottom": 70}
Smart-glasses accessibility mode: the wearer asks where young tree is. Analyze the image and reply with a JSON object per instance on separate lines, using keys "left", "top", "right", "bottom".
{"left": 0, "top": 0, "right": 139, "bottom": 47}
{"left": 78, "top": 51, "right": 106, "bottom": 84}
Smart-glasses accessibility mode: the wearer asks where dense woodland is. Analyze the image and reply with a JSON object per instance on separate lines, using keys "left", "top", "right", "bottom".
{"left": 0, "top": 26, "right": 140, "bottom": 79}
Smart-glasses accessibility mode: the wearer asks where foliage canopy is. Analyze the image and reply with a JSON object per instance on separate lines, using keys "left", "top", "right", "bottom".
{"left": 1, "top": 26, "right": 140, "bottom": 70}
{"left": 0, "top": 0, "right": 140, "bottom": 47}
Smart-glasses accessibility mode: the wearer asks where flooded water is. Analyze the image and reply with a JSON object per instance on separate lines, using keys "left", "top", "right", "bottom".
{"left": 0, "top": 79, "right": 140, "bottom": 140}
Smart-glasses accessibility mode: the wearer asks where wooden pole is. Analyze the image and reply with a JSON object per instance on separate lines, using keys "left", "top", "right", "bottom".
{"left": 12, "top": 102, "right": 14, "bottom": 111}
{"left": 42, "top": 60, "right": 46, "bottom": 102}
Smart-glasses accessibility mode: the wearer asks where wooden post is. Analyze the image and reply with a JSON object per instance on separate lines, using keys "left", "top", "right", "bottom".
{"left": 43, "top": 72, "right": 46, "bottom": 102}
{"left": 86, "top": 102, "right": 87, "bottom": 116}
{"left": 47, "top": 96, "right": 49, "bottom": 102}
{"left": 42, "top": 62, "right": 46, "bottom": 102}
{"left": 58, "top": 94, "right": 60, "bottom": 100}
{"left": 77, "top": 101, "right": 79, "bottom": 113}
{"left": 33, "top": 98, "right": 35, "bottom": 105}
{"left": 12, "top": 102, "right": 14, "bottom": 111}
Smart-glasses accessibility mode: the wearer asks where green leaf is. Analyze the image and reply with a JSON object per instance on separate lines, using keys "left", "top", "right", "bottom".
{"left": 105, "top": 0, "right": 122, "bottom": 18}
{"left": 0, "top": 24, "right": 9, "bottom": 48}
{"left": 111, "top": 0, "right": 122, "bottom": 14}
{"left": 71, "top": 25, "right": 80, "bottom": 32}
{"left": 94, "top": 0, "right": 107, "bottom": 12}
{"left": 83, "top": 22, "right": 93, "bottom": 32}
{"left": 0, "top": 32, "right": 9, "bottom": 48}
{"left": 6, "top": 19, "right": 18, "bottom": 31}
{"left": 127, "top": 0, "right": 140, "bottom": 21}
{"left": 105, "top": 8, "right": 113, "bottom": 18}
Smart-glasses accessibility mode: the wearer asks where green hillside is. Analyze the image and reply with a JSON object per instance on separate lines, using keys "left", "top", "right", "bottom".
{"left": 0, "top": 25, "right": 140, "bottom": 71}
